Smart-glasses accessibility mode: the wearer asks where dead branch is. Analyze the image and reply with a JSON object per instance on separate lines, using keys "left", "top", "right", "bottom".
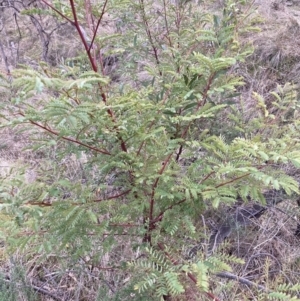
{"left": 215, "top": 271, "right": 269, "bottom": 292}
{"left": 2, "top": 276, "right": 64, "bottom": 301}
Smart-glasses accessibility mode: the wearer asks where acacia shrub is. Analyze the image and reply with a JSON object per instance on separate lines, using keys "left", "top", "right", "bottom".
{"left": 0, "top": 0, "right": 300, "bottom": 300}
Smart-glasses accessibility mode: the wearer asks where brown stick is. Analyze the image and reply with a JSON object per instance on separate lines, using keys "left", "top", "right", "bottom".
{"left": 215, "top": 271, "right": 269, "bottom": 292}
{"left": 2, "top": 276, "right": 63, "bottom": 301}
{"left": 26, "top": 118, "right": 111, "bottom": 155}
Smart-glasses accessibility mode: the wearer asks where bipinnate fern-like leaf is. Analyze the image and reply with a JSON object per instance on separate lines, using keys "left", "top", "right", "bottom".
{"left": 163, "top": 271, "right": 185, "bottom": 295}
{"left": 276, "top": 283, "right": 300, "bottom": 292}
{"left": 192, "top": 262, "right": 209, "bottom": 291}
{"left": 146, "top": 247, "right": 169, "bottom": 268}
{"left": 268, "top": 292, "right": 300, "bottom": 301}
{"left": 134, "top": 273, "right": 158, "bottom": 293}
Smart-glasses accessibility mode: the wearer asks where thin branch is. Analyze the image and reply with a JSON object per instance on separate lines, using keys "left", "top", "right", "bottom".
{"left": 84, "top": 0, "right": 95, "bottom": 38}
{"left": 243, "top": 252, "right": 282, "bottom": 276}
{"left": 162, "top": 0, "right": 174, "bottom": 51}
{"left": 199, "top": 171, "right": 216, "bottom": 184}
{"left": 93, "top": 189, "right": 132, "bottom": 202}
{"left": 216, "top": 170, "right": 260, "bottom": 188}
{"left": 0, "top": 39, "right": 11, "bottom": 78}
{"left": 68, "top": 3, "right": 116, "bottom": 141}
{"left": 29, "top": 15, "right": 50, "bottom": 62}
{"left": 67, "top": 1, "right": 128, "bottom": 153}
{"left": 147, "top": 153, "right": 173, "bottom": 238}
{"left": 27, "top": 118, "right": 111, "bottom": 155}
{"left": 2, "top": 276, "right": 63, "bottom": 301}
{"left": 88, "top": 0, "right": 109, "bottom": 53}
{"left": 175, "top": 144, "right": 183, "bottom": 162}
{"left": 150, "top": 198, "right": 186, "bottom": 226}
{"left": 136, "top": 89, "right": 171, "bottom": 157}
{"left": 216, "top": 173, "right": 251, "bottom": 188}
{"left": 146, "top": 73, "right": 219, "bottom": 240}
{"left": 13, "top": 12, "right": 22, "bottom": 65}
{"left": 13, "top": 189, "right": 132, "bottom": 208}
{"left": 40, "top": 0, "right": 73, "bottom": 23}
{"left": 69, "top": 0, "right": 97, "bottom": 71}
{"left": 201, "top": 214, "right": 208, "bottom": 255}
{"left": 109, "top": 223, "right": 140, "bottom": 227}
{"left": 24, "top": 201, "right": 52, "bottom": 207}
{"left": 196, "top": 73, "right": 215, "bottom": 110}
{"left": 215, "top": 271, "right": 269, "bottom": 292}
{"left": 139, "top": 0, "right": 161, "bottom": 75}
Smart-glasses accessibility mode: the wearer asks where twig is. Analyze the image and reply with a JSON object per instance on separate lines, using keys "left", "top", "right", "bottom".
{"left": 88, "top": 0, "right": 109, "bottom": 53}
{"left": 201, "top": 214, "right": 208, "bottom": 256}
{"left": 11, "top": 189, "right": 131, "bottom": 208}
{"left": 2, "top": 276, "right": 64, "bottom": 301}
{"left": 25, "top": 118, "right": 111, "bottom": 155}
{"left": 93, "top": 189, "right": 132, "bottom": 202}
{"left": 0, "top": 39, "right": 11, "bottom": 79}
{"left": 150, "top": 198, "right": 186, "bottom": 226}
{"left": 139, "top": 0, "right": 161, "bottom": 74}
{"left": 243, "top": 252, "right": 282, "bottom": 276}
{"left": 29, "top": 15, "right": 50, "bottom": 62}
{"left": 40, "top": 0, "right": 73, "bottom": 23}
{"left": 215, "top": 271, "right": 269, "bottom": 292}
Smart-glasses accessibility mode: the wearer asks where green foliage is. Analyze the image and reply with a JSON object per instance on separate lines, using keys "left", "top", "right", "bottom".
{"left": 0, "top": 266, "right": 38, "bottom": 301}
{"left": 0, "top": 0, "right": 299, "bottom": 300}
{"left": 268, "top": 292, "right": 300, "bottom": 301}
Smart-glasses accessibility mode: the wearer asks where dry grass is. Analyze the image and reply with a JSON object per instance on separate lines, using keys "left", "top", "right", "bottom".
{"left": 239, "top": 0, "right": 300, "bottom": 96}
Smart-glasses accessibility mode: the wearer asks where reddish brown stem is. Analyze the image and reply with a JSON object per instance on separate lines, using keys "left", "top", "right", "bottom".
{"left": 139, "top": 0, "right": 162, "bottom": 75}
{"left": 157, "top": 242, "right": 179, "bottom": 265}
{"left": 216, "top": 173, "right": 251, "bottom": 188}
{"left": 148, "top": 153, "right": 173, "bottom": 228}
{"left": 136, "top": 89, "right": 171, "bottom": 157}
{"left": 150, "top": 198, "right": 186, "bottom": 226}
{"left": 199, "top": 171, "right": 216, "bottom": 184}
{"left": 69, "top": 0, "right": 127, "bottom": 152}
{"left": 40, "top": 0, "right": 73, "bottom": 23}
{"left": 162, "top": 0, "right": 174, "bottom": 51}
{"left": 88, "top": 0, "right": 109, "bottom": 52}
{"left": 146, "top": 73, "right": 218, "bottom": 241}
{"left": 23, "top": 189, "right": 131, "bottom": 207}
{"left": 69, "top": 0, "right": 97, "bottom": 71}
{"left": 39, "top": 0, "right": 128, "bottom": 153}
{"left": 26, "top": 118, "right": 111, "bottom": 155}
{"left": 84, "top": 0, "right": 95, "bottom": 41}
{"left": 24, "top": 201, "right": 52, "bottom": 207}
{"left": 109, "top": 223, "right": 139, "bottom": 227}
{"left": 215, "top": 166, "right": 265, "bottom": 188}
{"left": 93, "top": 189, "right": 131, "bottom": 202}
{"left": 200, "top": 73, "right": 215, "bottom": 106}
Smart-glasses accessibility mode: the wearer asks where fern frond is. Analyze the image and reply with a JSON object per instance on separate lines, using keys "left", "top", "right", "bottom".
{"left": 163, "top": 271, "right": 185, "bottom": 295}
